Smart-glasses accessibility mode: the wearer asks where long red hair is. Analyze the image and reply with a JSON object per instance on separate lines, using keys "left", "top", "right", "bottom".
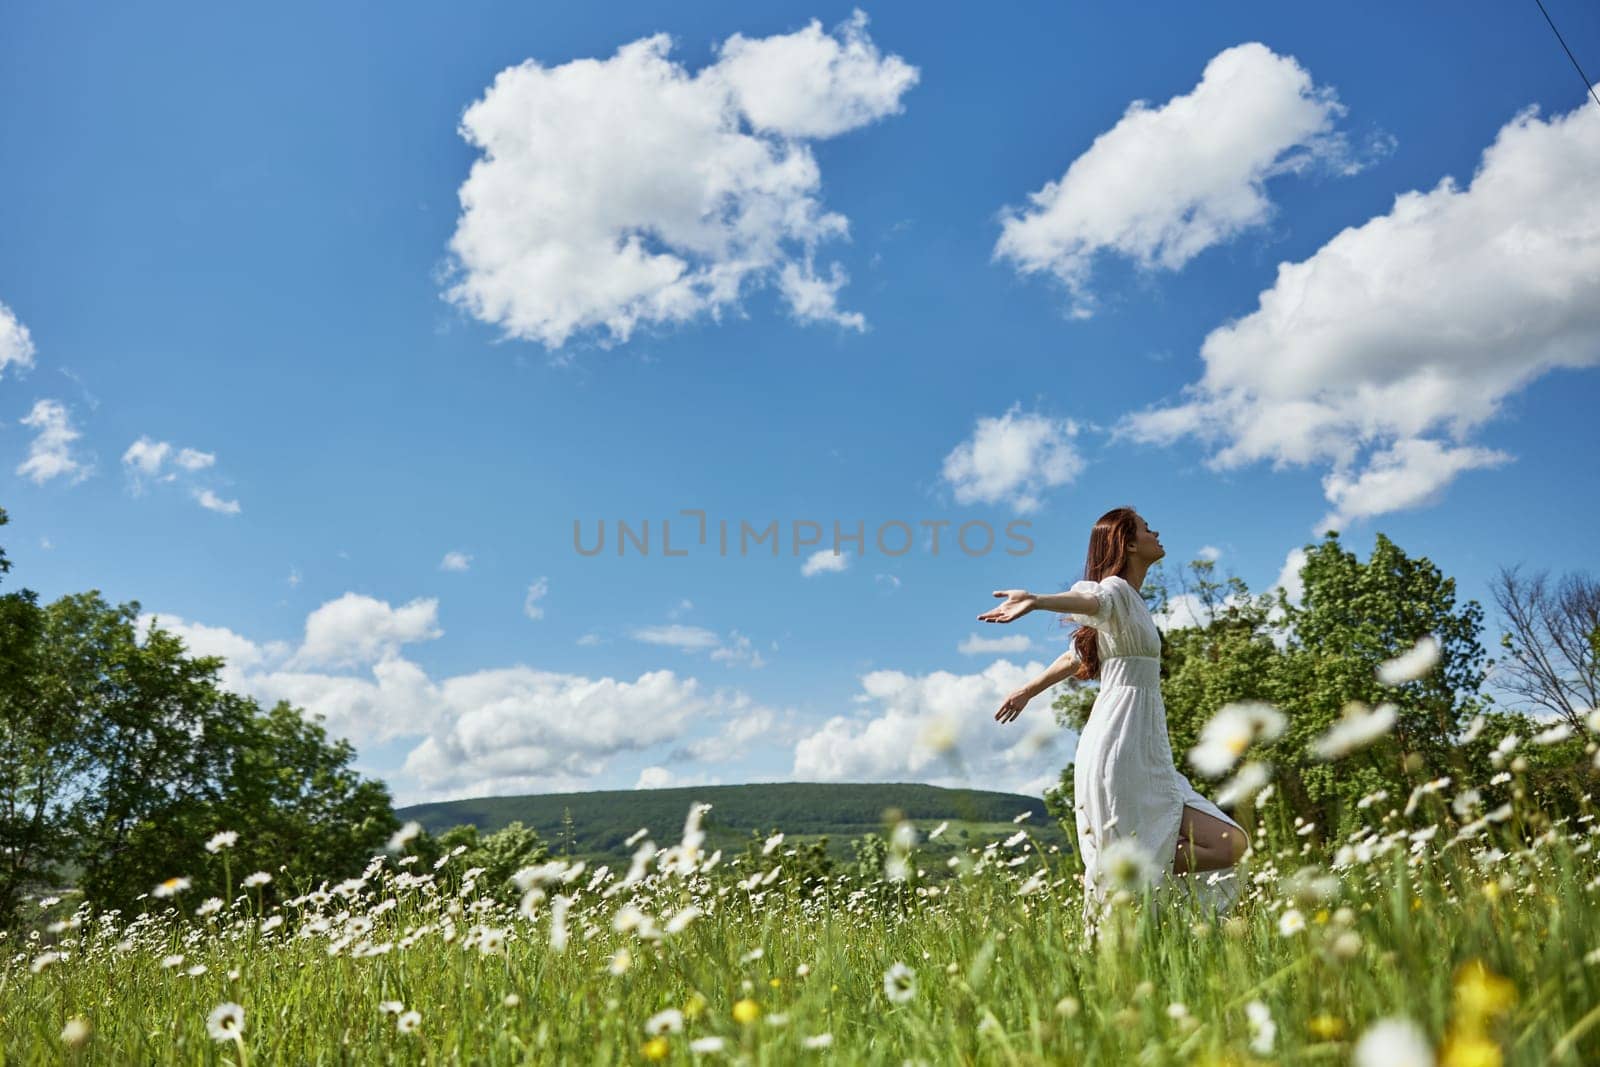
{"left": 1067, "top": 506, "right": 1139, "bottom": 681}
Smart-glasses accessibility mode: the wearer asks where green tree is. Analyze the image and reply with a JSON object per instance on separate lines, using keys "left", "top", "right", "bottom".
{"left": 1051, "top": 532, "right": 1548, "bottom": 847}
{"left": 1272, "top": 532, "right": 1490, "bottom": 838}
{"left": 470, "top": 821, "right": 551, "bottom": 900}
{"left": 6, "top": 583, "right": 398, "bottom": 917}
{"left": 0, "top": 506, "right": 72, "bottom": 925}
{"left": 206, "top": 699, "right": 400, "bottom": 902}
{"left": 407, "top": 821, "right": 549, "bottom": 902}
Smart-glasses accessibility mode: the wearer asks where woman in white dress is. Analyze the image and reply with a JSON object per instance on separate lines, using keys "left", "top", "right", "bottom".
{"left": 978, "top": 506, "right": 1247, "bottom": 931}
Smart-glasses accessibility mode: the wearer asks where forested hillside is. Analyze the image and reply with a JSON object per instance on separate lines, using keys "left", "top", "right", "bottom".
{"left": 398, "top": 781, "right": 1066, "bottom": 865}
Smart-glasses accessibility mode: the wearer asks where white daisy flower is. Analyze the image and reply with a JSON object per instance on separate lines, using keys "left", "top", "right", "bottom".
{"left": 644, "top": 1009, "right": 684, "bottom": 1035}
{"left": 1377, "top": 636, "right": 1440, "bottom": 685}
{"left": 386, "top": 821, "right": 422, "bottom": 853}
{"left": 1353, "top": 1017, "right": 1433, "bottom": 1067}
{"left": 549, "top": 894, "right": 572, "bottom": 952}
{"left": 1311, "top": 703, "right": 1398, "bottom": 760}
{"left": 1097, "top": 838, "right": 1159, "bottom": 893}
{"left": 1216, "top": 761, "right": 1273, "bottom": 808}
{"left": 883, "top": 962, "right": 916, "bottom": 1005}
{"left": 205, "top": 831, "right": 238, "bottom": 854}
{"left": 59, "top": 1017, "right": 91, "bottom": 1048}
{"left": 1245, "top": 1000, "right": 1275, "bottom": 1054}
{"left": 665, "top": 906, "right": 703, "bottom": 934}
{"left": 152, "top": 876, "right": 192, "bottom": 899}
{"left": 1533, "top": 723, "right": 1574, "bottom": 745}
{"left": 1190, "top": 701, "right": 1287, "bottom": 777}
{"left": 205, "top": 1002, "right": 244, "bottom": 1041}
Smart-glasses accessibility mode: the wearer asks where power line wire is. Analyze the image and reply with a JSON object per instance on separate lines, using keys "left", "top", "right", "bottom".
{"left": 1531, "top": 0, "right": 1600, "bottom": 110}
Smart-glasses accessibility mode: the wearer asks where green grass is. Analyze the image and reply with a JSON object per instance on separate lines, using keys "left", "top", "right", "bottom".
{"left": 4, "top": 776, "right": 1599, "bottom": 1064}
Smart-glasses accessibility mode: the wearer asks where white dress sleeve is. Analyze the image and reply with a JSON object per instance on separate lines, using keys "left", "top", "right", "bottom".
{"left": 1064, "top": 578, "right": 1118, "bottom": 628}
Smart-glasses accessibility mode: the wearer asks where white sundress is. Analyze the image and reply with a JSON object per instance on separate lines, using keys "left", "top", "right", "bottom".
{"left": 1066, "top": 574, "right": 1246, "bottom": 932}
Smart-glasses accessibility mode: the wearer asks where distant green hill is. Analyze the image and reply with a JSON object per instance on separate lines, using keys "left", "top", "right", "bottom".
{"left": 397, "top": 782, "right": 1069, "bottom": 867}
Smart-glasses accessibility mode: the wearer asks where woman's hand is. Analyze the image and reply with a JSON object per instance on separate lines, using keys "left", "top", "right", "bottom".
{"left": 994, "top": 686, "right": 1033, "bottom": 724}
{"left": 978, "top": 589, "right": 1036, "bottom": 624}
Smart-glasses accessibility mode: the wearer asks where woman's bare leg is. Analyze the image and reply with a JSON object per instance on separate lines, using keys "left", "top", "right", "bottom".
{"left": 1172, "top": 805, "right": 1248, "bottom": 874}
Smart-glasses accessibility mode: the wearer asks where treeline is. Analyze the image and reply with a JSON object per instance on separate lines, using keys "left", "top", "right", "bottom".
{"left": 0, "top": 502, "right": 1059, "bottom": 928}
{"left": 0, "top": 506, "right": 400, "bottom": 926}
{"left": 1044, "top": 531, "right": 1599, "bottom": 846}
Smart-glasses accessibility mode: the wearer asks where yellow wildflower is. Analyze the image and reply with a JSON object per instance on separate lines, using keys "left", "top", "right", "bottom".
{"left": 1308, "top": 1014, "right": 1345, "bottom": 1040}
{"left": 1453, "top": 959, "right": 1516, "bottom": 1021}
{"left": 732, "top": 999, "right": 760, "bottom": 1025}
{"left": 1440, "top": 1028, "right": 1502, "bottom": 1067}
{"left": 642, "top": 1036, "right": 670, "bottom": 1061}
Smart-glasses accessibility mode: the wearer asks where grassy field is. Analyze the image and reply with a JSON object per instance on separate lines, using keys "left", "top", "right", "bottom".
{"left": 4, "top": 769, "right": 1598, "bottom": 1065}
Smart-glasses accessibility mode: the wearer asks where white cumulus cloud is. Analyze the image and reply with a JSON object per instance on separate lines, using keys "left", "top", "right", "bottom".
{"left": 801, "top": 547, "right": 850, "bottom": 577}
{"left": 994, "top": 43, "right": 1365, "bottom": 316}
{"left": 443, "top": 9, "right": 917, "bottom": 349}
{"left": 193, "top": 488, "right": 241, "bottom": 515}
{"left": 123, "top": 434, "right": 231, "bottom": 509}
{"left": 137, "top": 598, "right": 790, "bottom": 802}
{"left": 523, "top": 577, "right": 550, "bottom": 620}
{"left": 941, "top": 404, "right": 1084, "bottom": 514}
{"left": 958, "top": 633, "right": 1033, "bottom": 655}
{"left": 0, "top": 302, "right": 35, "bottom": 379}
{"left": 16, "top": 400, "right": 92, "bottom": 486}
{"left": 631, "top": 624, "right": 723, "bottom": 651}
{"left": 401, "top": 669, "right": 764, "bottom": 801}
{"left": 632, "top": 623, "right": 766, "bottom": 667}
{"left": 1275, "top": 547, "right": 1309, "bottom": 607}
{"left": 1120, "top": 99, "right": 1600, "bottom": 532}
{"left": 791, "top": 659, "right": 1068, "bottom": 796}
{"left": 289, "top": 593, "right": 444, "bottom": 670}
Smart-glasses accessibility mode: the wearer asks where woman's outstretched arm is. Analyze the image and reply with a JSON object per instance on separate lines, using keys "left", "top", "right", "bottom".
{"left": 1031, "top": 589, "right": 1102, "bottom": 614}
{"left": 995, "top": 648, "right": 1080, "bottom": 723}
{"left": 979, "top": 587, "right": 1100, "bottom": 623}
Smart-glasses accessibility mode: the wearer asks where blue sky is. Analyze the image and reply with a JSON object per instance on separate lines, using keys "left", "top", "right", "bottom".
{"left": 3, "top": 1, "right": 1597, "bottom": 804}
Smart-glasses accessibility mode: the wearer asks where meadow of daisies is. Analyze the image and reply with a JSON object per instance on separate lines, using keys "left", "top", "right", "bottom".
{"left": 6, "top": 669, "right": 1600, "bottom": 1064}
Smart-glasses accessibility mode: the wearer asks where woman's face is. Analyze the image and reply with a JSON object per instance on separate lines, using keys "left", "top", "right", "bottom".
{"left": 1130, "top": 513, "right": 1165, "bottom": 564}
